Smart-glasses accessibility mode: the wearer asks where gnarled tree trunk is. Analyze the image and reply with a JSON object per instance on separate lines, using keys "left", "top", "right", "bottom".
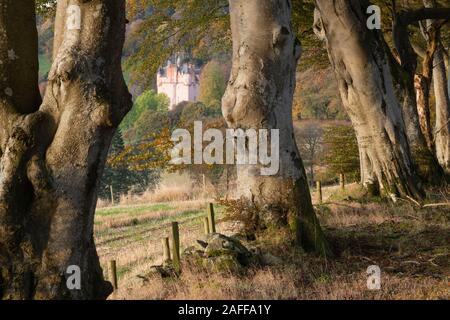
{"left": 314, "top": 0, "right": 423, "bottom": 200}
{"left": 222, "top": 0, "right": 330, "bottom": 256}
{"left": 0, "top": 0, "right": 131, "bottom": 299}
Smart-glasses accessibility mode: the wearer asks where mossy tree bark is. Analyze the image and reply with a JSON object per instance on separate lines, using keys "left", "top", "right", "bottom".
{"left": 314, "top": 0, "right": 424, "bottom": 200}
{"left": 222, "top": 0, "right": 330, "bottom": 256}
{"left": 0, "top": 0, "right": 131, "bottom": 299}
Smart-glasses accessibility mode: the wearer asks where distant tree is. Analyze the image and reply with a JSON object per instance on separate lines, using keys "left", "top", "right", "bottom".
{"left": 100, "top": 130, "right": 161, "bottom": 201}
{"left": 36, "top": 0, "right": 56, "bottom": 15}
{"left": 295, "top": 69, "right": 347, "bottom": 120}
{"left": 322, "top": 125, "right": 360, "bottom": 183}
{"left": 296, "top": 124, "right": 324, "bottom": 185}
{"left": 198, "top": 60, "right": 228, "bottom": 109}
{"left": 123, "top": 109, "right": 169, "bottom": 144}
{"left": 125, "top": 0, "right": 230, "bottom": 87}
{"left": 120, "top": 90, "right": 169, "bottom": 133}
{"left": 99, "top": 131, "right": 134, "bottom": 200}
{"left": 179, "top": 101, "right": 221, "bottom": 125}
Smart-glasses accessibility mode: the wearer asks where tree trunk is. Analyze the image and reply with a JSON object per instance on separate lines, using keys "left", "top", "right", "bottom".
{"left": 0, "top": 0, "right": 132, "bottom": 300}
{"left": 392, "top": 4, "right": 447, "bottom": 182}
{"left": 414, "top": 0, "right": 440, "bottom": 153}
{"left": 314, "top": 0, "right": 423, "bottom": 200}
{"left": 423, "top": 0, "right": 450, "bottom": 172}
{"left": 415, "top": 73, "right": 434, "bottom": 151}
{"left": 222, "top": 0, "right": 330, "bottom": 256}
{"left": 434, "top": 45, "right": 450, "bottom": 172}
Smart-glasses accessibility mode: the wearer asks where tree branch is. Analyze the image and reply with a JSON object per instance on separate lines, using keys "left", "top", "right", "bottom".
{"left": 398, "top": 8, "right": 450, "bottom": 24}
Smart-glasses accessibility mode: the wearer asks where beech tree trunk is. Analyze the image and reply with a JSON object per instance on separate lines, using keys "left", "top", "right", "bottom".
{"left": 434, "top": 45, "right": 450, "bottom": 172}
{"left": 314, "top": 0, "right": 423, "bottom": 200}
{"left": 392, "top": 4, "right": 450, "bottom": 182}
{"left": 413, "top": 0, "right": 440, "bottom": 152}
{"left": 423, "top": 0, "right": 450, "bottom": 172}
{"left": 222, "top": 0, "right": 330, "bottom": 255}
{"left": 415, "top": 73, "right": 434, "bottom": 151}
{"left": 0, "top": 0, "right": 131, "bottom": 300}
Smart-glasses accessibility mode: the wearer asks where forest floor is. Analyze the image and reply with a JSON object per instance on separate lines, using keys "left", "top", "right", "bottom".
{"left": 95, "top": 184, "right": 450, "bottom": 300}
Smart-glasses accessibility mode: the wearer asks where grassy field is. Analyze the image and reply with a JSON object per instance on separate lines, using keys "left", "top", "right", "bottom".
{"left": 95, "top": 199, "right": 226, "bottom": 290}
{"left": 95, "top": 184, "right": 450, "bottom": 300}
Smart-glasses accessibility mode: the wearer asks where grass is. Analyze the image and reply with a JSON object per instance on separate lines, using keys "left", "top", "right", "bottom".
{"left": 97, "top": 203, "right": 174, "bottom": 217}
{"left": 95, "top": 186, "right": 449, "bottom": 300}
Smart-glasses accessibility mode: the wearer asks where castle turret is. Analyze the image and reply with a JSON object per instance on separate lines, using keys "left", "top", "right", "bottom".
{"left": 157, "top": 56, "right": 200, "bottom": 110}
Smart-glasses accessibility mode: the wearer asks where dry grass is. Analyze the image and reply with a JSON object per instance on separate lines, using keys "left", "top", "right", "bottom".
{"left": 113, "top": 172, "right": 217, "bottom": 206}
{"left": 119, "top": 184, "right": 196, "bottom": 205}
{"left": 117, "top": 265, "right": 448, "bottom": 300}
{"left": 96, "top": 185, "right": 450, "bottom": 300}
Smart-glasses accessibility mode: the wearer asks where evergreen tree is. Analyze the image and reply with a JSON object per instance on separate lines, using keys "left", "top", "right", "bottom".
{"left": 99, "top": 130, "right": 133, "bottom": 201}
{"left": 323, "top": 125, "right": 360, "bottom": 182}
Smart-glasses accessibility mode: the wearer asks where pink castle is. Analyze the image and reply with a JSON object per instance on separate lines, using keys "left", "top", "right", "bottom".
{"left": 157, "top": 56, "right": 201, "bottom": 110}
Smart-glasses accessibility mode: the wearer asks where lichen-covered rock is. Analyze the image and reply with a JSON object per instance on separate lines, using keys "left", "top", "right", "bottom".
{"left": 202, "top": 254, "right": 243, "bottom": 273}
{"left": 183, "top": 233, "right": 258, "bottom": 273}
{"left": 204, "top": 234, "right": 251, "bottom": 258}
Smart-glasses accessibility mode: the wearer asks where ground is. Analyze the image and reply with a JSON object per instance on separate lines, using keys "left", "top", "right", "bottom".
{"left": 95, "top": 183, "right": 450, "bottom": 300}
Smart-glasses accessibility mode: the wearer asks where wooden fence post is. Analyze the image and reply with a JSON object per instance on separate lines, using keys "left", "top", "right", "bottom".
{"left": 340, "top": 173, "right": 345, "bottom": 191}
{"left": 110, "top": 185, "right": 114, "bottom": 205}
{"left": 203, "top": 217, "right": 210, "bottom": 235}
{"left": 162, "top": 237, "right": 171, "bottom": 263}
{"left": 317, "top": 181, "right": 322, "bottom": 204}
{"left": 207, "top": 203, "right": 216, "bottom": 233}
{"left": 109, "top": 260, "right": 118, "bottom": 291}
{"left": 171, "top": 222, "right": 181, "bottom": 273}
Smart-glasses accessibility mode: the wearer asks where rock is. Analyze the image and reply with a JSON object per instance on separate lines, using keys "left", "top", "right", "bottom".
{"left": 182, "top": 233, "right": 258, "bottom": 273}
{"left": 204, "top": 234, "right": 253, "bottom": 263}
{"left": 202, "top": 254, "right": 243, "bottom": 273}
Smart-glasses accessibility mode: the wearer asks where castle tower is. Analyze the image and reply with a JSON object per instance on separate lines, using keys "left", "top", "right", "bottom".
{"left": 157, "top": 56, "right": 201, "bottom": 110}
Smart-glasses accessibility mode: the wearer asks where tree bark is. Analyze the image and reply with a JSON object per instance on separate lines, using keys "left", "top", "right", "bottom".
{"left": 434, "top": 45, "right": 450, "bottom": 172}
{"left": 413, "top": 0, "right": 441, "bottom": 152}
{"left": 392, "top": 4, "right": 449, "bottom": 182}
{"left": 0, "top": 0, "right": 132, "bottom": 300}
{"left": 222, "top": 0, "right": 330, "bottom": 256}
{"left": 314, "top": 0, "right": 423, "bottom": 200}
{"left": 415, "top": 73, "right": 434, "bottom": 151}
{"left": 422, "top": 0, "right": 450, "bottom": 172}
